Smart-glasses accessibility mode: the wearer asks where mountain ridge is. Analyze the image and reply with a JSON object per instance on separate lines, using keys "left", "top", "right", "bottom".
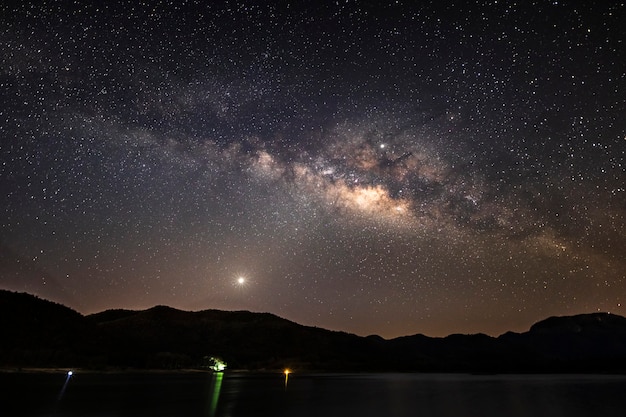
{"left": 2, "top": 290, "right": 626, "bottom": 373}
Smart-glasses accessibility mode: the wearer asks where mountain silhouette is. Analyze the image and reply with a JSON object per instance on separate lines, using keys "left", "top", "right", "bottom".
{"left": 2, "top": 290, "right": 626, "bottom": 373}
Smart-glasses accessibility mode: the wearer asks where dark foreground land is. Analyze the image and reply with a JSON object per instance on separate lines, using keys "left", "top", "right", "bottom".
{"left": 2, "top": 290, "right": 626, "bottom": 373}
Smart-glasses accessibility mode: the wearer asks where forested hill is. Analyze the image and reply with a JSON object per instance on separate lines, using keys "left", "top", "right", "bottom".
{"left": 2, "top": 290, "right": 626, "bottom": 373}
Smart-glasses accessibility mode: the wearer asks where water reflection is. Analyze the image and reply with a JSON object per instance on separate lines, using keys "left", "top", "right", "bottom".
{"left": 207, "top": 372, "right": 223, "bottom": 417}
{"left": 57, "top": 370, "right": 73, "bottom": 402}
{"left": 1, "top": 372, "right": 626, "bottom": 416}
{"left": 284, "top": 369, "right": 290, "bottom": 390}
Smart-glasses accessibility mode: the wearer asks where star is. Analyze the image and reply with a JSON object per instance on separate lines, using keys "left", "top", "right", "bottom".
{"left": 1, "top": 0, "right": 624, "bottom": 339}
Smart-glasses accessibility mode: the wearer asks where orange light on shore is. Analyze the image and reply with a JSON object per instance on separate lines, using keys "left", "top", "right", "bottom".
{"left": 284, "top": 369, "right": 291, "bottom": 388}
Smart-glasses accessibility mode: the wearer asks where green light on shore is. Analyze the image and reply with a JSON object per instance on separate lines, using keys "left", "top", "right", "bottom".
{"left": 207, "top": 357, "right": 227, "bottom": 372}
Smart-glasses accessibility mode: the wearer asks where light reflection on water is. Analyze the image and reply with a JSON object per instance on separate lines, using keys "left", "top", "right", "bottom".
{"left": 207, "top": 372, "right": 223, "bottom": 417}
{"left": 1, "top": 372, "right": 626, "bottom": 416}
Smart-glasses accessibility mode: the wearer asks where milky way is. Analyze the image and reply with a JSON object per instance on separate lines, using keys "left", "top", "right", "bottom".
{"left": 1, "top": 1, "right": 625, "bottom": 337}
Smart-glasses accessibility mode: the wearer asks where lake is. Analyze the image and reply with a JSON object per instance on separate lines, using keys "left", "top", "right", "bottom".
{"left": 2, "top": 371, "right": 626, "bottom": 416}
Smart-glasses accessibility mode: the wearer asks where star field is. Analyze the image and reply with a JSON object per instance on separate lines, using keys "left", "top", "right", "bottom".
{"left": 1, "top": 1, "right": 625, "bottom": 338}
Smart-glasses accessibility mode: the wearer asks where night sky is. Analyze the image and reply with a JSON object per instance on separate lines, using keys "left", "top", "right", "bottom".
{"left": 1, "top": 1, "right": 625, "bottom": 338}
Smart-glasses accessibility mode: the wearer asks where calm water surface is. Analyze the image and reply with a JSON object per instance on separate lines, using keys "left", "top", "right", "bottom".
{"left": 2, "top": 371, "right": 626, "bottom": 416}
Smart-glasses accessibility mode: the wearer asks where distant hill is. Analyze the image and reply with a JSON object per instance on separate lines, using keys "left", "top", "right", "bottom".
{"left": 499, "top": 313, "right": 626, "bottom": 372}
{"left": 2, "top": 290, "right": 626, "bottom": 373}
{"left": 0, "top": 290, "right": 92, "bottom": 367}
